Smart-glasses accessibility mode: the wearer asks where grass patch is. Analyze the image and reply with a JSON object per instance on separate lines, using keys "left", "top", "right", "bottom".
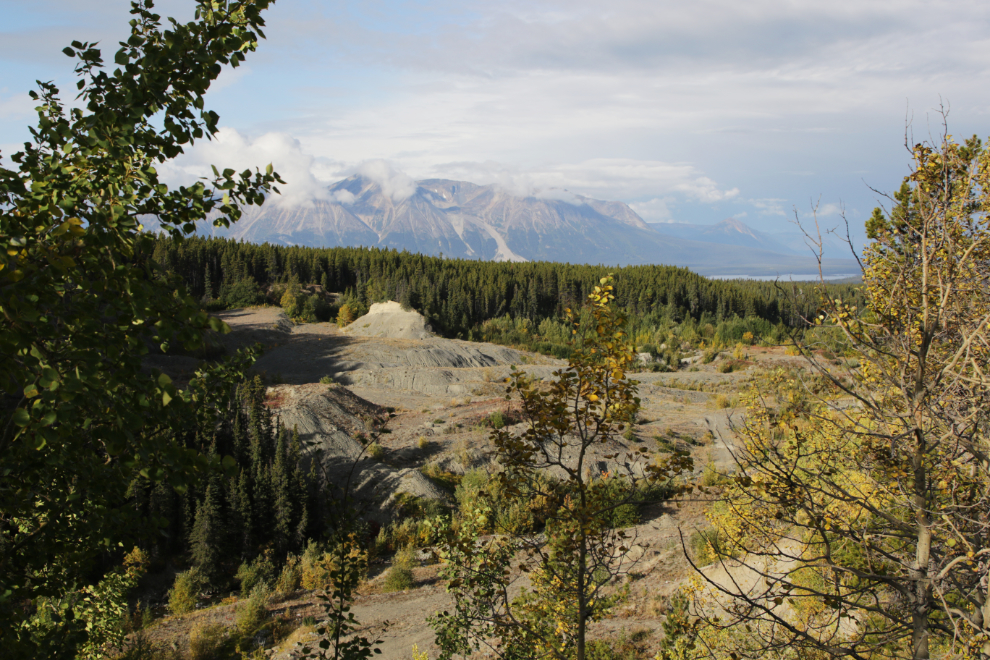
{"left": 420, "top": 463, "right": 462, "bottom": 492}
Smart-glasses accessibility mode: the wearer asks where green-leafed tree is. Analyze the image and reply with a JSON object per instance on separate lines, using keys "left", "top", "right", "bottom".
{"left": 0, "top": 0, "right": 280, "bottom": 655}
{"left": 430, "top": 278, "right": 692, "bottom": 660}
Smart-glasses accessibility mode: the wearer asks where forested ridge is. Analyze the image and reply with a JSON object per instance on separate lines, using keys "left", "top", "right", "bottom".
{"left": 151, "top": 235, "right": 863, "bottom": 337}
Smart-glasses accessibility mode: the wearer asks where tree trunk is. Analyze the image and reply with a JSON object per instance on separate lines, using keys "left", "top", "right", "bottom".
{"left": 912, "top": 427, "right": 932, "bottom": 660}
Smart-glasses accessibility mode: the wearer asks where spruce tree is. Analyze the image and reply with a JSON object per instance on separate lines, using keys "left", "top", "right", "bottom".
{"left": 189, "top": 476, "right": 226, "bottom": 586}
{"left": 272, "top": 431, "right": 294, "bottom": 554}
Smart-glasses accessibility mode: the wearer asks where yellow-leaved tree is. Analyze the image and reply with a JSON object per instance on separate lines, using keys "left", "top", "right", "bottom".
{"left": 430, "top": 277, "right": 692, "bottom": 660}
{"left": 671, "top": 128, "right": 990, "bottom": 660}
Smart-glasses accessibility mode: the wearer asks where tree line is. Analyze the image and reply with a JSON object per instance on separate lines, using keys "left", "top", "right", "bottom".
{"left": 150, "top": 235, "right": 864, "bottom": 339}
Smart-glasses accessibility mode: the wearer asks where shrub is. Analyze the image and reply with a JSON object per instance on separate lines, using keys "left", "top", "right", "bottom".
{"left": 236, "top": 584, "right": 271, "bottom": 636}
{"left": 688, "top": 528, "right": 734, "bottom": 566}
{"left": 366, "top": 443, "right": 385, "bottom": 461}
{"left": 454, "top": 438, "right": 473, "bottom": 467}
{"left": 487, "top": 410, "right": 507, "bottom": 430}
{"left": 713, "top": 393, "right": 731, "bottom": 408}
{"left": 393, "top": 545, "right": 418, "bottom": 571}
{"left": 654, "top": 435, "right": 675, "bottom": 453}
{"left": 188, "top": 622, "right": 227, "bottom": 660}
{"left": 700, "top": 462, "right": 725, "bottom": 487}
{"left": 235, "top": 554, "right": 276, "bottom": 597}
{"left": 622, "top": 428, "right": 638, "bottom": 443}
{"left": 279, "top": 289, "right": 298, "bottom": 316}
{"left": 336, "top": 304, "right": 356, "bottom": 326}
{"left": 421, "top": 462, "right": 462, "bottom": 491}
{"left": 319, "top": 375, "right": 336, "bottom": 385}
{"left": 382, "top": 566, "right": 414, "bottom": 592}
{"left": 274, "top": 555, "right": 302, "bottom": 595}
{"left": 594, "top": 477, "right": 641, "bottom": 529}
{"left": 300, "top": 542, "right": 330, "bottom": 590}
{"left": 168, "top": 567, "right": 205, "bottom": 615}
{"left": 221, "top": 276, "right": 262, "bottom": 308}
{"left": 717, "top": 361, "right": 734, "bottom": 373}
{"left": 114, "top": 634, "right": 182, "bottom": 660}
{"left": 417, "top": 436, "right": 430, "bottom": 450}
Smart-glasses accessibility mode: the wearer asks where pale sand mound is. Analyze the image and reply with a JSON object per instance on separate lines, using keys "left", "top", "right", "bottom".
{"left": 342, "top": 301, "right": 434, "bottom": 340}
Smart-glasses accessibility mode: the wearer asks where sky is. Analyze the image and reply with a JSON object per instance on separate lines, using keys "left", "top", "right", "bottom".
{"left": 2, "top": 0, "right": 990, "bottom": 245}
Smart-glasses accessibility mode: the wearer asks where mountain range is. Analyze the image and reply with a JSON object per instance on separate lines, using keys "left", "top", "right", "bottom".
{"left": 152, "top": 175, "right": 860, "bottom": 278}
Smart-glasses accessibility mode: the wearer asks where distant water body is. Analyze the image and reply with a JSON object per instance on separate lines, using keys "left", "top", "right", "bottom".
{"left": 709, "top": 273, "right": 862, "bottom": 282}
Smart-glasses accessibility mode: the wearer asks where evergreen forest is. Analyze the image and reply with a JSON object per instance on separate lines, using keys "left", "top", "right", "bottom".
{"left": 151, "top": 235, "right": 863, "bottom": 355}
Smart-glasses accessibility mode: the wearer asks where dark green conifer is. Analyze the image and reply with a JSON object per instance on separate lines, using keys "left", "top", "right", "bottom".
{"left": 189, "top": 476, "right": 226, "bottom": 586}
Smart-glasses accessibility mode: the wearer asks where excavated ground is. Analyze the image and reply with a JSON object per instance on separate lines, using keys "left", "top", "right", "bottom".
{"left": 138, "top": 306, "right": 814, "bottom": 659}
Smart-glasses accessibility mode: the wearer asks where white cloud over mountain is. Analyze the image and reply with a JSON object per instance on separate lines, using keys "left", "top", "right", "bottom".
{"left": 157, "top": 128, "right": 330, "bottom": 208}
{"left": 6, "top": 0, "right": 990, "bottom": 238}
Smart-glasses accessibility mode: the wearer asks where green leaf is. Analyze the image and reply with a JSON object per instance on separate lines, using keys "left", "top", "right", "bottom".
{"left": 158, "top": 373, "right": 172, "bottom": 387}
{"left": 12, "top": 408, "right": 30, "bottom": 427}
{"left": 162, "top": 391, "right": 173, "bottom": 406}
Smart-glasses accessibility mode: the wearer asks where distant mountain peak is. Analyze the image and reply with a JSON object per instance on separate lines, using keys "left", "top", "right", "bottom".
{"left": 717, "top": 217, "right": 755, "bottom": 234}
{"left": 143, "top": 175, "right": 859, "bottom": 277}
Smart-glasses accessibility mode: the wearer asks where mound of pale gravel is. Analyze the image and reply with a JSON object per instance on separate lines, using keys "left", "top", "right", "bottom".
{"left": 342, "top": 301, "right": 435, "bottom": 340}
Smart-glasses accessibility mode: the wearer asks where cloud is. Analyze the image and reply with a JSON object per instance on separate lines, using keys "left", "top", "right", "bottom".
{"left": 750, "top": 198, "right": 787, "bottom": 216}
{"left": 816, "top": 203, "right": 843, "bottom": 217}
{"left": 355, "top": 159, "right": 417, "bottom": 202}
{"left": 533, "top": 188, "right": 584, "bottom": 205}
{"left": 429, "top": 158, "right": 739, "bottom": 204}
{"left": 629, "top": 198, "right": 674, "bottom": 223}
{"left": 158, "top": 128, "right": 329, "bottom": 208}
{"left": 332, "top": 189, "right": 356, "bottom": 204}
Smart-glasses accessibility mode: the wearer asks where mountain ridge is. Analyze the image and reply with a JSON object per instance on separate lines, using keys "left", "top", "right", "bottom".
{"left": 148, "top": 175, "right": 860, "bottom": 278}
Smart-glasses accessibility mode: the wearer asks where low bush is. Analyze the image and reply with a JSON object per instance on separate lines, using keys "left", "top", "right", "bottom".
{"left": 421, "top": 462, "right": 462, "bottom": 491}
{"left": 235, "top": 553, "right": 276, "bottom": 597}
{"left": 700, "top": 462, "right": 725, "bottom": 487}
{"left": 688, "top": 528, "right": 735, "bottom": 566}
{"left": 654, "top": 435, "right": 675, "bottom": 453}
{"left": 300, "top": 541, "right": 331, "bottom": 590}
{"left": 236, "top": 584, "right": 271, "bottom": 635}
{"left": 168, "top": 567, "right": 205, "bottom": 615}
{"left": 366, "top": 443, "right": 385, "bottom": 461}
{"left": 382, "top": 566, "right": 414, "bottom": 592}
{"left": 487, "top": 410, "right": 508, "bottom": 430}
{"left": 188, "top": 622, "right": 227, "bottom": 660}
{"left": 274, "top": 555, "right": 302, "bottom": 595}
